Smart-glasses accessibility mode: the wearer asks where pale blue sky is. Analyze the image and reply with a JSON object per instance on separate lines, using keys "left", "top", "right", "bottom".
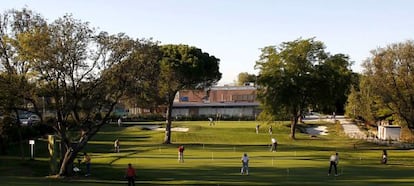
{"left": 2, "top": 0, "right": 414, "bottom": 84}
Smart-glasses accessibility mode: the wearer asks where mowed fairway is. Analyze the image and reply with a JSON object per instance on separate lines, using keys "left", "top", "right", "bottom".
{"left": 1, "top": 120, "right": 414, "bottom": 185}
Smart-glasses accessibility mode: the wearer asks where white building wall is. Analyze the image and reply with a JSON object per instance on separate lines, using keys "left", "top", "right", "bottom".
{"left": 207, "top": 107, "right": 255, "bottom": 117}
{"left": 172, "top": 107, "right": 256, "bottom": 117}
{"left": 386, "top": 127, "right": 401, "bottom": 140}
{"left": 199, "top": 108, "right": 216, "bottom": 115}
{"left": 172, "top": 108, "right": 189, "bottom": 117}
{"left": 378, "top": 126, "right": 401, "bottom": 141}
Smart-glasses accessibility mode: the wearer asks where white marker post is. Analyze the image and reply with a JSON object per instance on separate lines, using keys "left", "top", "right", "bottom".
{"left": 29, "top": 140, "right": 35, "bottom": 160}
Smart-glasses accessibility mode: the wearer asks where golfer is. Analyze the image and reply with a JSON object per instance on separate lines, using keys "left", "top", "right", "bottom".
{"left": 125, "top": 163, "right": 136, "bottom": 186}
{"left": 178, "top": 145, "right": 185, "bottom": 163}
{"left": 241, "top": 153, "right": 249, "bottom": 175}
{"left": 328, "top": 152, "right": 339, "bottom": 176}
{"left": 114, "top": 138, "right": 120, "bottom": 153}
{"left": 270, "top": 138, "right": 277, "bottom": 152}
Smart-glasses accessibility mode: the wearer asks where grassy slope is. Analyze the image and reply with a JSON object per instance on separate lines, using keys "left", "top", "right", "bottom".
{"left": 0, "top": 120, "right": 413, "bottom": 185}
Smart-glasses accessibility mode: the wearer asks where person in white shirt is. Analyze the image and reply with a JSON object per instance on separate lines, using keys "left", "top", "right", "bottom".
{"left": 328, "top": 152, "right": 339, "bottom": 176}
{"left": 241, "top": 153, "right": 249, "bottom": 175}
{"left": 114, "top": 138, "right": 120, "bottom": 153}
{"left": 117, "top": 118, "right": 122, "bottom": 127}
{"left": 270, "top": 138, "right": 277, "bottom": 152}
{"left": 208, "top": 117, "right": 215, "bottom": 126}
{"left": 381, "top": 149, "right": 388, "bottom": 164}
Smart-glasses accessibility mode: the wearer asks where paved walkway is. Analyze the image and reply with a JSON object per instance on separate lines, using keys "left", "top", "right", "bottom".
{"left": 308, "top": 115, "right": 414, "bottom": 148}
{"left": 337, "top": 117, "right": 366, "bottom": 139}
{"left": 304, "top": 114, "right": 366, "bottom": 138}
{"left": 304, "top": 115, "right": 366, "bottom": 139}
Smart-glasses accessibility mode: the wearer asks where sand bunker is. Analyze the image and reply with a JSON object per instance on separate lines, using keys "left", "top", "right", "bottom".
{"left": 141, "top": 125, "right": 189, "bottom": 132}
{"left": 155, "top": 127, "right": 189, "bottom": 132}
{"left": 305, "top": 126, "right": 328, "bottom": 136}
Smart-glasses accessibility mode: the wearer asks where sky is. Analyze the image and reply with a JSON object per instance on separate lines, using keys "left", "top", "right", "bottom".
{"left": 2, "top": 0, "right": 414, "bottom": 85}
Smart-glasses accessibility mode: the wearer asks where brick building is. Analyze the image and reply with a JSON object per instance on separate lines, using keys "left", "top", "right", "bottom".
{"left": 177, "top": 85, "right": 257, "bottom": 103}
{"left": 172, "top": 84, "right": 260, "bottom": 118}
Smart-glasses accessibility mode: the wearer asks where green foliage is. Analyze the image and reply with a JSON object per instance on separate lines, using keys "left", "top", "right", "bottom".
{"left": 354, "top": 40, "right": 414, "bottom": 128}
{"left": 344, "top": 86, "right": 359, "bottom": 119}
{"left": 256, "top": 38, "right": 353, "bottom": 138}
{"left": 315, "top": 54, "right": 355, "bottom": 113}
{"left": 257, "top": 109, "right": 290, "bottom": 125}
{"left": 1, "top": 7, "right": 223, "bottom": 174}
{"left": 159, "top": 44, "right": 222, "bottom": 143}
{"left": 159, "top": 44, "right": 222, "bottom": 93}
{"left": 236, "top": 72, "right": 257, "bottom": 86}
{"left": 0, "top": 8, "right": 45, "bottom": 120}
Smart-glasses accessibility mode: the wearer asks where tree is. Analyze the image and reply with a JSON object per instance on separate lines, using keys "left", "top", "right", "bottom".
{"left": 256, "top": 38, "right": 348, "bottom": 139}
{"left": 14, "top": 11, "right": 160, "bottom": 176}
{"left": 358, "top": 41, "right": 414, "bottom": 128}
{"left": 120, "top": 38, "right": 163, "bottom": 112}
{"left": 18, "top": 14, "right": 118, "bottom": 176}
{"left": 159, "top": 44, "right": 221, "bottom": 144}
{"left": 314, "top": 54, "right": 355, "bottom": 113}
{"left": 344, "top": 75, "right": 390, "bottom": 123}
{"left": 236, "top": 72, "right": 256, "bottom": 86}
{"left": 344, "top": 86, "right": 360, "bottom": 119}
{"left": 0, "top": 8, "right": 47, "bottom": 158}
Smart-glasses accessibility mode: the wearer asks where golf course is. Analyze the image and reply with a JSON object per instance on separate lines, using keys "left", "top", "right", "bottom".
{"left": 1, "top": 119, "right": 413, "bottom": 185}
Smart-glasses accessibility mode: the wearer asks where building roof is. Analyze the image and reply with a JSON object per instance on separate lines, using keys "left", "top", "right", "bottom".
{"left": 210, "top": 85, "right": 256, "bottom": 91}
{"left": 173, "top": 102, "right": 260, "bottom": 108}
{"left": 379, "top": 125, "right": 401, "bottom": 128}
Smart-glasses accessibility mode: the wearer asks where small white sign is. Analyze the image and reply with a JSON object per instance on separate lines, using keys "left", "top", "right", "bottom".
{"left": 29, "top": 140, "right": 35, "bottom": 145}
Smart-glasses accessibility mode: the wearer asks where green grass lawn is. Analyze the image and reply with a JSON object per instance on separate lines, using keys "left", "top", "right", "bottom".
{"left": 1, "top": 120, "right": 414, "bottom": 185}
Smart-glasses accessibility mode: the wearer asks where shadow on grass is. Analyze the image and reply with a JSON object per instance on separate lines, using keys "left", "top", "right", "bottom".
{"left": 134, "top": 164, "right": 414, "bottom": 185}
{"left": 2, "top": 150, "right": 414, "bottom": 185}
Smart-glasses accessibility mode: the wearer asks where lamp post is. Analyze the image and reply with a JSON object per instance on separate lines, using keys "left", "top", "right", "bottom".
{"left": 29, "top": 139, "right": 35, "bottom": 160}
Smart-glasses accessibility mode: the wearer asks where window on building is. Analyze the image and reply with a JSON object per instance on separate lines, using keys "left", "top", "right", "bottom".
{"left": 181, "top": 97, "right": 189, "bottom": 102}
{"left": 232, "top": 94, "right": 256, "bottom": 102}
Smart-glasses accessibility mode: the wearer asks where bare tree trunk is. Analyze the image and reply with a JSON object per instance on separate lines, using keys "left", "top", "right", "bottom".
{"left": 54, "top": 102, "right": 117, "bottom": 177}
{"left": 57, "top": 136, "right": 90, "bottom": 176}
{"left": 290, "top": 115, "right": 299, "bottom": 139}
{"left": 55, "top": 118, "right": 111, "bottom": 176}
{"left": 163, "top": 92, "right": 176, "bottom": 144}
{"left": 163, "top": 101, "right": 173, "bottom": 144}
{"left": 58, "top": 148, "right": 76, "bottom": 176}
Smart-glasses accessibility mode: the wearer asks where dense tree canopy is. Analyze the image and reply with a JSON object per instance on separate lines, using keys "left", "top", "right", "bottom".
{"left": 16, "top": 14, "right": 137, "bottom": 175}
{"left": 0, "top": 8, "right": 47, "bottom": 158}
{"left": 256, "top": 38, "right": 353, "bottom": 139}
{"left": 236, "top": 72, "right": 257, "bottom": 86}
{"left": 314, "top": 54, "right": 356, "bottom": 113}
{"left": 159, "top": 44, "right": 221, "bottom": 144}
{"left": 0, "top": 8, "right": 222, "bottom": 175}
{"left": 347, "top": 40, "right": 414, "bottom": 128}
